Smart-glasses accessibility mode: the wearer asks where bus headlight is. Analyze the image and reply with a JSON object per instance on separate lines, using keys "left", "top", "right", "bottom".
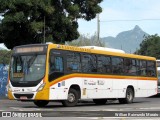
{"left": 37, "top": 83, "right": 46, "bottom": 92}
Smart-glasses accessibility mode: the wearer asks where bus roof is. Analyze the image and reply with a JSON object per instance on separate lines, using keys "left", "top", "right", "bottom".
{"left": 79, "top": 46, "right": 125, "bottom": 53}
{"left": 13, "top": 44, "right": 156, "bottom": 61}
{"left": 48, "top": 44, "right": 155, "bottom": 61}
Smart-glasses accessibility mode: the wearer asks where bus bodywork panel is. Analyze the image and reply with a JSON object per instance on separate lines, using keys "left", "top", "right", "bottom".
{"left": 49, "top": 74, "right": 157, "bottom": 100}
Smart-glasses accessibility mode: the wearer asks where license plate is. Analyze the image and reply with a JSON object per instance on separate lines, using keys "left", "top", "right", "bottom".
{"left": 20, "top": 96, "right": 28, "bottom": 100}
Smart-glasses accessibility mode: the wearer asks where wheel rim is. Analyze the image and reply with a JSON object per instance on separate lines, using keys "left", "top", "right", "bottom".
{"left": 127, "top": 91, "right": 133, "bottom": 101}
{"left": 68, "top": 93, "right": 75, "bottom": 103}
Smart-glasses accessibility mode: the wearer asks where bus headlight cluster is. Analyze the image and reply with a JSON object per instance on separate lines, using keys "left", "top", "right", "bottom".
{"left": 37, "top": 83, "right": 46, "bottom": 92}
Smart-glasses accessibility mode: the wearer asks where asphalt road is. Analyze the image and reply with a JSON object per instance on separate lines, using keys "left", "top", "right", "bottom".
{"left": 1, "top": 95, "right": 160, "bottom": 119}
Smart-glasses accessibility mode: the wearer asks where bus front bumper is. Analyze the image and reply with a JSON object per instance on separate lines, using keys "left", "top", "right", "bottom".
{"left": 8, "top": 89, "right": 49, "bottom": 101}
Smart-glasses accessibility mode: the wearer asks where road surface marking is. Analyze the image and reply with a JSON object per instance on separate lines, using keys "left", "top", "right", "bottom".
{"left": 10, "top": 107, "right": 24, "bottom": 111}
{"left": 139, "top": 107, "right": 160, "bottom": 110}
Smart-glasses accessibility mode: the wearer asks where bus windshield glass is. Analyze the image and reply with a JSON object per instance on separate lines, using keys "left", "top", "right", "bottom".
{"left": 10, "top": 54, "right": 46, "bottom": 82}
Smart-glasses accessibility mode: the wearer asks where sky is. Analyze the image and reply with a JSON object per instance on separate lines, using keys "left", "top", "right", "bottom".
{"left": 78, "top": 0, "right": 160, "bottom": 37}
{"left": 1, "top": 0, "right": 160, "bottom": 49}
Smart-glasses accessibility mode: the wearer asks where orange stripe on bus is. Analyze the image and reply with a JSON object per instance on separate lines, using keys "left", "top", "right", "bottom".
{"left": 49, "top": 73, "right": 157, "bottom": 87}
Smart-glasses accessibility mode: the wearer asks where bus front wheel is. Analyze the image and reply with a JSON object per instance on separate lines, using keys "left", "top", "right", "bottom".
{"left": 62, "top": 88, "right": 79, "bottom": 107}
{"left": 34, "top": 100, "right": 49, "bottom": 107}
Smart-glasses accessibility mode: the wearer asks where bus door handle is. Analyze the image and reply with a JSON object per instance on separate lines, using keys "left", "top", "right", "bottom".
{"left": 64, "top": 88, "right": 68, "bottom": 92}
{"left": 107, "top": 88, "right": 112, "bottom": 92}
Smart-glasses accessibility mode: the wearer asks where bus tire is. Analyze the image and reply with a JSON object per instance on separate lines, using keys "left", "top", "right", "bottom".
{"left": 93, "top": 99, "right": 107, "bottom": 105}
{"left": 62, "top": 88, "right": 78, "bottom": 107}
{"left": 119, "top": 87, "right": 134, "bottom": 104}
{"left": 34, "top": 100, "right": 49, "bottom": 107}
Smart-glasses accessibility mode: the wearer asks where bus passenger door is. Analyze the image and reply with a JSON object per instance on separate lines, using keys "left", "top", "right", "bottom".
{"left": 49, "top": 55, "right": 64, "bottom": 81}
{"left": 49, "top": 50, "right": 67, "bottom": 100}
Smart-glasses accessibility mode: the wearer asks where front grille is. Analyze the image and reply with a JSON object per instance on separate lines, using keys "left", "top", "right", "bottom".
{"left": 14, "top": 93, "right": 34, "bottom": 99}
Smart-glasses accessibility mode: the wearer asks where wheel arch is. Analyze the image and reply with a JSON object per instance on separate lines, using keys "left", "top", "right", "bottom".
{"left": 69, "top": 84, "right": 81, "bottom": 99}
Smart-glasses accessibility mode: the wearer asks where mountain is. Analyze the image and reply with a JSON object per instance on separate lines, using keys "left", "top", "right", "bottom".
{"left": 101, "top": 25, "right": 149, "bottom": 53}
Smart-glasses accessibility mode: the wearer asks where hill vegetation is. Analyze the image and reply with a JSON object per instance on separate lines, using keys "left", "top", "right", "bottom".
{"left": 0, "top": 50, "right": 12, "bottom": 64}
{"left": 0, "top": 0, "right": 103, "bottom": 49}
{"left": 135, "top": 34, "right": 160, "bottom": 59}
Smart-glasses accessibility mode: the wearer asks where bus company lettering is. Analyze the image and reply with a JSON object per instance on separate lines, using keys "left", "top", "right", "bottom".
{"left": 98, "top": 80, "right": 105, "bottom": 85}
{"left": 84, "top": 80, "right": 87, "bottom": 85}
{"left": 88, "top": 80, "right": 96, "bottom": 85}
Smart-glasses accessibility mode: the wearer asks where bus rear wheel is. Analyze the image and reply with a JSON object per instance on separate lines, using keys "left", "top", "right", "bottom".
{"left": 93, "top": 99, "right": 107, "bottom": 105}
{"left": 62, "top": 88, "right": 79, "bottom": 107}
{"left": 119, "top": 87, "right": 134, "bottom": 104}
{"left": 34, "top": 100, "right": 49, "bottom": 107}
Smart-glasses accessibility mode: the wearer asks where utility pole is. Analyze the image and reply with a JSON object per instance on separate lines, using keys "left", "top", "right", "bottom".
{"left": 97, "top": 14, "right": 102, "bottom": 46}
{"left": 43, "top": 16, "right": 46, "bottom": 44}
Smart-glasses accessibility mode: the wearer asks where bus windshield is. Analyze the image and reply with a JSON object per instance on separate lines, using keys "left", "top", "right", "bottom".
{"left": 10, "top": 54, "right": 46, "bottom": 82}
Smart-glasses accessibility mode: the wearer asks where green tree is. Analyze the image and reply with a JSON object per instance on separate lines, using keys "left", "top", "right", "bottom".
{"left": 135, "top": 34, "right": 160, "bottom": 59}
{"left": 0, "top": 0, "right": 103, "bottom": 49}
{"left": 66, "top": 33, "right": 106, "bottom": 47}
{"left": 0, "top": 50, "right": 12, "bottom": 64}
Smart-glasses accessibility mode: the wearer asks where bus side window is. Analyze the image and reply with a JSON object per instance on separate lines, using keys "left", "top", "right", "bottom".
{"left": 89, "top": 55, "right": 97, "bottom": 72}
{"left": 50, "top": 56, "right": 64, "bottom": 73}
{"left": 81, "top": 54, "right": 90, "bottom": 72}
{"left": 55, "top": 57, "right": 63, "bottom": 72}
{"left": 147, "top": 61, "right": 156, "bottom": 77}
{"left": 81, "top": 54, "right": 97, "bottom": 73}
{"left": 97, "top": 55, "right": 111, "bottom": 74}
{"left": 139, "top": 60, "right": 147, "bottom": 76}
{"left": 66, "top": 52, "right": 81, "bottom": 72}
{"left": 124, "top": 59, "right": 137, "bottom": 76}
{"left": 112, "top": 57, "right": 124, "bottom": 74}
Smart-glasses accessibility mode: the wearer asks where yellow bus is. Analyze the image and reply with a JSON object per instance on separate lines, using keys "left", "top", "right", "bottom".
{"left": 7, "top": 44, "right": 158, "bottom": 107}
